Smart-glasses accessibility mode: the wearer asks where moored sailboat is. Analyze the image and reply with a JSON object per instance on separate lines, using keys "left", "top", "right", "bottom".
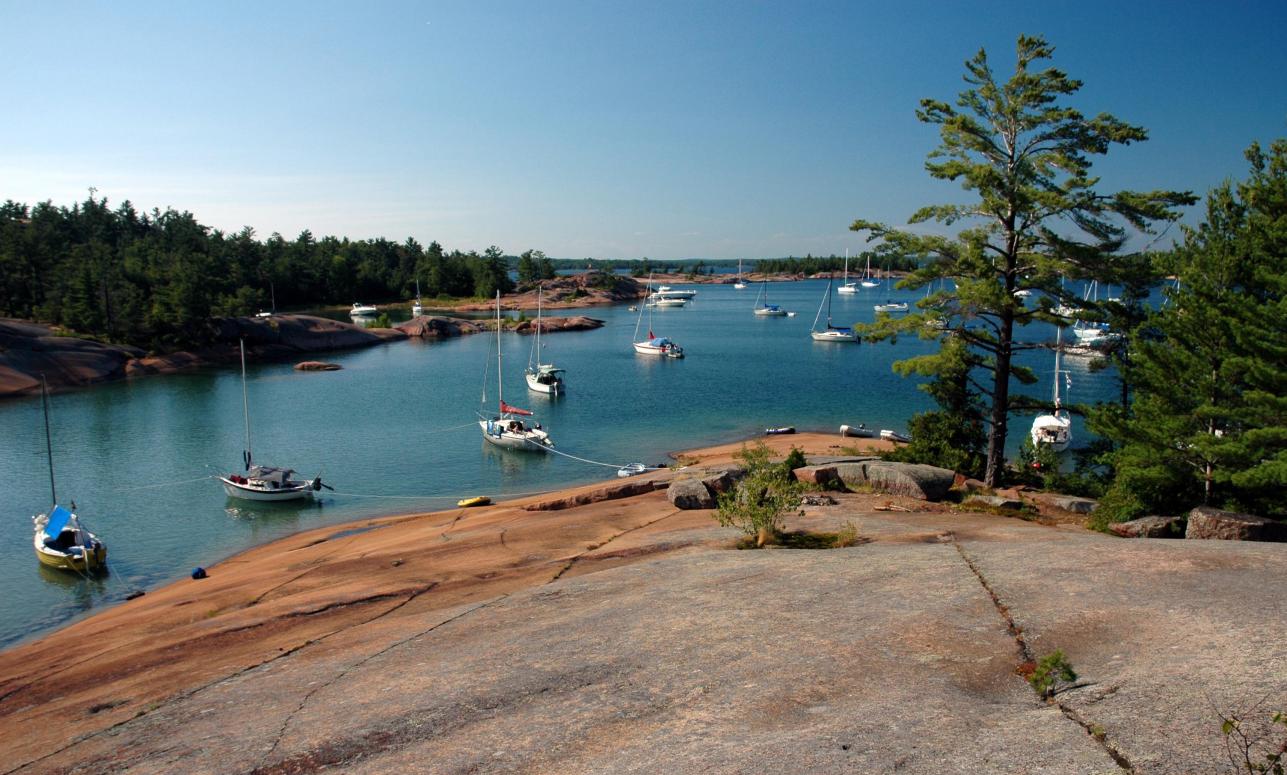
{"left": 31, "top": 377, "right": 107, "bottom": 573}
{"left": 753, "top": 281, "right": 787, "bottom": 316}
{"left": 480, "top": 292, "right": 555, "bottom": 451}
{"left": 810, "top": 275, "right": 858, "bottom": 342}
{"left": 733, "top": 259, "right": 747, "bottom": 289}
{"left": 633, "top": 275, "right": 685, "bottom": 357}
{"left": 525, "top": 284, "right": 565, "bottom": 394}
{"left": 837, "top": 250, "right": 858, "bottom": 295}
{"left": 1030, "top": 326, "right": 1073, "bottom": 451}
{"left": 218, "top": 340, "right": 326, "bottom": 501}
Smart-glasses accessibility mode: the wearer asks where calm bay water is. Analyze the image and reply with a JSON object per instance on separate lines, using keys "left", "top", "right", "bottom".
{"left": 0, "top": 279, "right": 1121, "bottom": 647}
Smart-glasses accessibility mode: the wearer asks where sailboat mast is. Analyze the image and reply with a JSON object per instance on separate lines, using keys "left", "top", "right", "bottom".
{"left": 535, "top": 285, "right": 542, "bottom": 366}
{"left": 240, "top": 338, "right": 253, "bottom": 469}
{"left": 41, "top": 376, "right": 56, "bottom": 506}
{"left": 844, "top": 249, "right": 848, "bottom": 284}
{"left": 496, "top": 291, "right": 503, "bottom": 411}
{"left": 1053, "top": 326, "right": 1063, "bottom": 408}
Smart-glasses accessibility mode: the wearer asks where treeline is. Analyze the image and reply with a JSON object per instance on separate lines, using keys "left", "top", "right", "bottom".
{"left": 0, "top": 197, "right": 557, "bottom": 350}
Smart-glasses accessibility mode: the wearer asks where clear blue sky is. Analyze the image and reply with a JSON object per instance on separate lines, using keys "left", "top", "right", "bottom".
{"left": 3, "top": 0, "right": 1285, "bottom": 260}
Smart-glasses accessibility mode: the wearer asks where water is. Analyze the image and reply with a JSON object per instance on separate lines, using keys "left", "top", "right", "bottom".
{"left": 0, "top": 279, "right": 1125, "bottom": 647}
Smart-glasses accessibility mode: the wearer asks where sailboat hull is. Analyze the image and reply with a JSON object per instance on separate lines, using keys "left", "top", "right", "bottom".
{"left": 525, "top": 372, "right": 564, "bottom": 394}
{"left": 479, "top": 420, "right": 553, "bottom": 451}
{"left": 811, "top": 330, "right": 858, "bottom": 342}
{"left": 219, "top": 477, "right": 315, "bottom": 501}
{"left": 1030, "top": 414, "right": 1072, "bottom": 452}
{"left": 836, "top": 284, "right": 858, "bottom": 294}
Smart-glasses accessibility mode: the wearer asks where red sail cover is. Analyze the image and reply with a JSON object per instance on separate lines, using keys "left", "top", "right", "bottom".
{"left": 500, "top": 400, "right": 533, "bottom": 416}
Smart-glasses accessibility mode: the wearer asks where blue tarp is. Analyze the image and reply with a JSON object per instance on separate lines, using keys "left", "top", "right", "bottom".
{"left": 45, "top": 505, "right": 72, "bottom": 537}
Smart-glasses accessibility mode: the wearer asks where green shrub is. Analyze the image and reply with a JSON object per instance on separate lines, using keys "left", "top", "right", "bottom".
{"left": 1027, "top": 650, "right": 1077, "bottom": 699}
{"left": 715, "top": 443, "right": 805, "bottom": 547}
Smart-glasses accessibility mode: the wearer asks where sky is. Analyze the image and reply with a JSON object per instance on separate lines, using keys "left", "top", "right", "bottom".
{"left": 2, "top": 0, "right": 1285, "bottom": 261}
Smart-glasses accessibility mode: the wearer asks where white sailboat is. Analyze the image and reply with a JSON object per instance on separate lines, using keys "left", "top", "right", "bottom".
{"left": 525, "top": 285, "right": 565, "bottom": 394}
{"left": 753, "top": 281, "right": 787, "bottom": 316}
{"left": 1073, "top": 280, "right": 1118, "bottom": 345}
{"left": 810, "top": 276, "right": 858, "bottom": 342}
{"left": 412, "top": 278, "right": 423, "bottom": 317}
{"left": 1030, "top": 326, "right": 1073, "bottom": 451}
{"left": 733, "top": 259, "right": 747, "bottom": 289}
{"left": 860, "top": 253, "right": 880, "bottom": 288}
{"left": 874, "top": 265, "right": 908, "bottom": 312}
{"left": 837, "top": 250, "right": 858, "bottom": 295}
{"left": 218, "top": 340, "right": 326, "bottom": 501}
{"left": 31, "top": 377, "right": 108, "bottom": 573}
{"left": 633, "top": 275, "right": 685, "bottom": 357}
{"left": 480, "top": 292, "right": 555, "bottom": 451}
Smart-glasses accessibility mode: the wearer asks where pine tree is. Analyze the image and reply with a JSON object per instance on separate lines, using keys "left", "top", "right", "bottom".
{"left": 1094, "top": 139, "right": 1287, "bottom": 519}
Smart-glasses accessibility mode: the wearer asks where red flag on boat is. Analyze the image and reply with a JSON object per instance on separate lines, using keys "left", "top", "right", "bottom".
{"left": 500, "top": 400, "right": 533, "bottom": 416}
{"left": 648, "top": 330, "right": 654, "bottom": 340}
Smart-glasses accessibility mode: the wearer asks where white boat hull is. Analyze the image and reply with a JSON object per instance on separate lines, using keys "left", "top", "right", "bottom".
{"left": 811, "top": 330, "right": 858, "bottom": 342}
{"left": 633, "top": 341, "right": 683, "bottom": 357}
{"left": 874, "top": 303, "right": 909, "bottom": 313}
{"left": 1030, "top": 414, "right": 1072, "bottom": 452}
{"left": 733, "top": 282, "right": 747, "bottom": 289}
{"left": 219, "top": 476, "right": 315, "bottom": 501}
{"left": 647, "top": 298, "right": 687, "bottom": 307}
{"left": 525, "top": 372, "right": 564, "bottom": 394}
{"left": 479, "top": 419, "right": 552, "bottom": 452}
{"left": 754, "top": 308, "right": 787, "bottom": 317}
{"left": 836, "top": 284, "right": 858, "bottom": 294}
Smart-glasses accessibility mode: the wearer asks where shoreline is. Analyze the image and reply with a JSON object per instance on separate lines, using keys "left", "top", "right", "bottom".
{"left": 2, "top": 430, "right": 1281, "bottom": 773}
{"left": 0, "top": 433, "right": 893, "bottom": 752}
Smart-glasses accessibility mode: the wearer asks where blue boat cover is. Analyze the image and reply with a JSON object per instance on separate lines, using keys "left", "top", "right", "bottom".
{"left": 45, "top": 505, "right": 72, "bottom": 537}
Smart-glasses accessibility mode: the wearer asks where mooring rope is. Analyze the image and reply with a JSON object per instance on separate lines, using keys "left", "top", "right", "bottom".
{"left": 113, "top": 474, "right": 215, "bottom": 493}
{"left": 528, "top": 440, "right": 665, "bottom": 472}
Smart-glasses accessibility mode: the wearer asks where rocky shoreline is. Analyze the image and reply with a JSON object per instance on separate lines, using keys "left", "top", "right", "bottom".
{"left": 0, "top": 431, "right": 1282, "bottom": 774}
{"left": 0, "top": 311, "right": 607, "bottom": 398}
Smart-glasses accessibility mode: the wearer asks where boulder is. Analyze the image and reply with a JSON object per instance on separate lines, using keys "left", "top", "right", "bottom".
{"left": 1185, "top": 506, "right": 1286, "bottom": 541}
{"left": 667, "top": 478, "right": 715, "bottom": 510}
{"left": 395, "top": 316, "right": 484, "bottom": 339}
{"left": 957, "top": 478, "right": 988, "bottom": 494}
{"left": 1048, "top": 495, "right": 1098, "bottom": 514}
{"left": 295, "top": 361, "right": 342, "bottom": 371}
{"left": 1110, "top": 516, "right": 1186, "bottom": 539}
{"left": 829, "top": 461, "right": 955, "bottom": 502}
{"left": 514, "top": 316, "right": 605, "bottom": 334}
{"left": 698, "top": 465, "right": 744, "bottom": 494}
{"left": 964, "top": 495, "right": 1025, "bottom": 511}
{"left": 125, "top": 352, "right": 203, "bottom": 377}
{"left": 792, "top": 465, "right": 840, "bottom": 488}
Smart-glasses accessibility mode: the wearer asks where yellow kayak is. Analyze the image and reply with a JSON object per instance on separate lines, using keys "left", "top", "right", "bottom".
{"left": 457, "top": 496, "right": 491, "bottom": 508}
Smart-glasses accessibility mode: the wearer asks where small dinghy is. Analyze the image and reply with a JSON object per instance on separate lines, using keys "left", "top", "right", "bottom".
{"left": 764, "top": 426, "right": 796, "bottom": 436}
{"left": 616, "top": 463, "right": 647, "bottom": 478}
{"left": 457, "top": 496, "right": 491, "bottom": 508}
{"left": 879, "top": 429, "right": 911, "bottom": 443}
{"left": 839, "top": 423, "right": 874, "bottom": 438}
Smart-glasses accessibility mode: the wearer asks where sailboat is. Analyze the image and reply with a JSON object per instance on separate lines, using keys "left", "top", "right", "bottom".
{"left": 218, "top": 339, "right": 327, "bottom": 500}
{"left": 31, "top": 377, "right": 107, "bottom": 573}
{"left": 733, "top": 259, "right": 747, "bottom": 289}
{"left": 837, "top": 250, "right": 858, "bottom": 295}
{"left": 860, "top": 253, "right": 879, "bottom": 288}
{"left": 873, "top": 265, "right": 908, "bottom": 312}
{"left": 1073, "top": 280, "right": 1118, "bottom": 345}
{"left": 1030, "top": 326, "right": 1073, "bottom": 451}
{"left": 633, "top": 275, "right": 685, "bottom": 357}
{"left": 525, "top": 284, "right": 565, "bottom": 394}
{"left": 412, "top": 278, "right": 424, "bottom": 317}
{"left": 753, "top": 281, "right": 787, "bottom": 316}
{"left": 480, "top": 292, "right": 555, "bottom": 450}
{"left": 810, "top": 276, "right": 858, "bottom": 342}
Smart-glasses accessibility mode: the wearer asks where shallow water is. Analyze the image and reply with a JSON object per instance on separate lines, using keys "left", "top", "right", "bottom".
{"left": 0, "top": 279, "right": 1122, "bottom": 647}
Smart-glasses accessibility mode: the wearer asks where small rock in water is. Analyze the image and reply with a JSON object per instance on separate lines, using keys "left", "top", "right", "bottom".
{"left": 295, "top": 361, "right": 342, "bottom": 371}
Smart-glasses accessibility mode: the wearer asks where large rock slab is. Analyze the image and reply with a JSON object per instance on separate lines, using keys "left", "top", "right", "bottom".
{"left": 793, "top": 464, "right": 840, "bottom": 487}
{"left": 965, "top": 494, "right": 1025, "bottom": 510}
{"left": 214, "top": 314, "right": 406, "bottom": 354}
{"left": 829, "top": 460, "right": 955, "bottom": 501}
{"left": 0, "top": 318, "right": 144, "bottom": 397}
{"left": 1109, "top": 516, "right": 1186, "bottom": 538}
{"left": 395, "top": 315, "right": 484, "bottom": 338}
{"left": 667, "top": 477, "right": 715, "bottom": 509}
{"left": 523, "top": 479, "right": 662, "bottom": 511}
{"left": 1185, "top": 506, "right": 1286, "bottom": 541}
{"left": 514, "top": 316, "right": 605, "bottom": 334}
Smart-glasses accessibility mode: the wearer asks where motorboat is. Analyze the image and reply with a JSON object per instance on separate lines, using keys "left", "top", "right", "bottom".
{"left": 653, "top": 286, "right": 697, "bottom": 300}
{"left": 218, "top": 339, "right": 326, "bottom": 501}
{"left": 480, "top": 291, "right": 554, "bottom": 452}
{"left": 646, "top": 295, "right": 688, "bottom": 307}
{"left": 874, "top": 301, "right": 909, "bottom": 313}
{"left": 351, "top": 302, "right": 377, "bottom": 316}
{"left": 764, "top": 427, "right": 796, "bottom": 435}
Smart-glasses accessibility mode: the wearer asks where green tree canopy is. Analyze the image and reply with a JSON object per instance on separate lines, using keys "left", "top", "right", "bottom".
{"left": 850, "top": 35, "right": 1194, "bottom": 485}
{"left": 1092, "top": 139, "right": 1287, "bottom": 520}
